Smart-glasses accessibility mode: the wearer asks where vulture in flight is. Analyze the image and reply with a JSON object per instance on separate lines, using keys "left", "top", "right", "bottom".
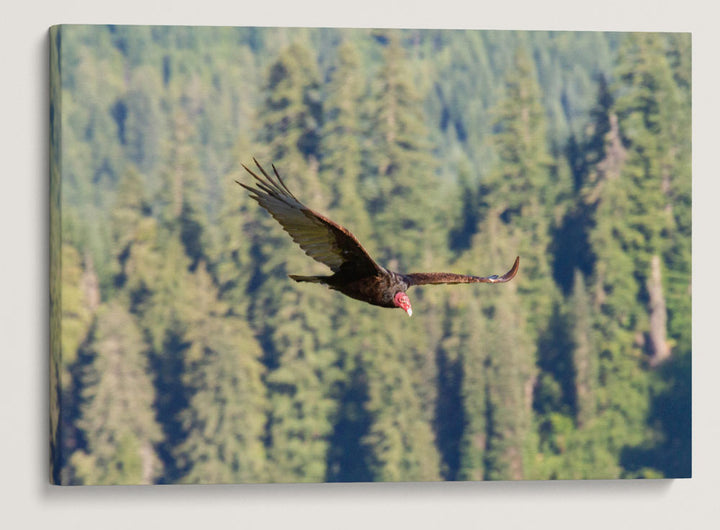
{"left": 237, "top": 159, "right": 519, "bottom": 317}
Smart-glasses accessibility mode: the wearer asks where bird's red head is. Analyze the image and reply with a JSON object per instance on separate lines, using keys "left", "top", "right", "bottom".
{"left": 393, "top": 292, "right": 412, "bottom": 317}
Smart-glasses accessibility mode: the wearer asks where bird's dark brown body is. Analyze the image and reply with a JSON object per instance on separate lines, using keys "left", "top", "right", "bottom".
{"left": 237, "top": 159, "right": 519, "bottom": 316}
{"left": 312, "top": 269, "right": 410, "bottom": 309}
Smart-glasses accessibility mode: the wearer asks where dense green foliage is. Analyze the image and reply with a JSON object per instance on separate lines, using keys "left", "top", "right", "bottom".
{"left": 50, "top": 25, "right": 691, "bottom": 484}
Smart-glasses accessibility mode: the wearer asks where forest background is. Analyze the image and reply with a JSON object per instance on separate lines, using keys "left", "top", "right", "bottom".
{"left": 49, "top": 25, "right": 691, "bottom": 484}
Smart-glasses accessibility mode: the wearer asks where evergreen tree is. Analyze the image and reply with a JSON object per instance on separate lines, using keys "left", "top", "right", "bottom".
{"left": 425, "top": 30, "right": 496, "bottom": 168}
{"left": 455, "top": 214, "right": 535, "bottom": 481}
{"left": 205, "top": 168, "right": 258, "bottom": 311}
{"left": 124, "top": 65, "right": 163, "bottom": 177}
{"left": 569, "top": 271, "right": 596, "bottom": 428}
{"left": 110, "top": 168, "right": 162, "bottom": 311}
{"left": 484, "top": 47, "right": 560, "bottom": 337}
{"left": 173, "top": 264, "right": 269, "bottom": 484}
{"left": 344, "top": 32, "right": 444, "bottom": 482}
{"left": 156, "top": 108, "right": 211, "bottom": 271}
{"left": 569, "top": 33, "right": 692, "bottom": 477}
{"left": 453, "top": 49, "right": 556, "bottom": 480}
{"left": 612, "top": 33, "right": 691, "bottom": 366}
{"left": 135, "top": 233, "right": 195, "bottom": 482}
{"left": 124, "top": 105, "right": 219, "bottom": 483}
{"left": 60, "top": 26, "right": 126, "bottom": 205}
{"left": 321, "top": 40, "right": 372, "bottom": 240}
{"left": 250, "top": 43, "right": 337, "bottom": 482}
{"left": 364, "top": 31, "right": 442, "bottom": 270}
{"left": 54, "top": 243, "right": 100, "bottom": 482}
{"left": 607, "top": 32, "right": 690, "bottom": 477}
{"left": 445, "top": 292, "right": 486, "bottom": 481}
{"left": 60, "top": 245, "right": 98, "bottom": 374}
{"left": 323, "top": 307, "right": 374, "bottom": 482}
{"left": 319, "top": 41, "right": 377, "bottom": 482}
{"left": 360, "top": 316, "right": 441, "bottom": 482}
{"left": 481, "top": 287, "right": 535, "bottom": 480}
{"left": 69, "top": 302, "right": 163, "bottom": 484}
{"left": 260, "top": 43, "right": 323, "bottom": 168}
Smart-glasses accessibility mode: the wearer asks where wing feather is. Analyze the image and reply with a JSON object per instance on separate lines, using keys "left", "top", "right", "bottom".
{"left": 405, "top": 257, "right": 520, "bottom": 286}
{"left": 237, "top": 159, "right": 382, "bottom": 277}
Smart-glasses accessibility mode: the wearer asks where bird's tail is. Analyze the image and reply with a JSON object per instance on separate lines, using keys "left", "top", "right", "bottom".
{"left": 288, "top": 274, "right": 327, "bottom": 284}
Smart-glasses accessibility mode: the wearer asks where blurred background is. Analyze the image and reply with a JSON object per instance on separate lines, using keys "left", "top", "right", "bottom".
{"left": 49, "top": 25, "right": 691, "bottom": 484}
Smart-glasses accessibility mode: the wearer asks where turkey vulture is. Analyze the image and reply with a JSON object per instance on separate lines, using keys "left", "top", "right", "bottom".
{"left": 237, "top": 159, "right": 519, "bottom": 317}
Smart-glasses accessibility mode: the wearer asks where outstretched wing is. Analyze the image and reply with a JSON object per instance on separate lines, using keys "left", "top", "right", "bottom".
{"left": 405, "top": 256, "right": 520, "bottom": 287}
{"left": 237, "top": 159, "right": 383, "bottom": 278}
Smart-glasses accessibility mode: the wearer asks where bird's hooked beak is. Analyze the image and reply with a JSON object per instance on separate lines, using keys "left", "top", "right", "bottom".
{"left": 394, "top": 292, "right": 413, "bottom": 317}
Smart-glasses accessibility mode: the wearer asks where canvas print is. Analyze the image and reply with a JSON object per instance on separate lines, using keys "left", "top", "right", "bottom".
{"left": 49, "top": 25, "right": 691, "bottom": 485}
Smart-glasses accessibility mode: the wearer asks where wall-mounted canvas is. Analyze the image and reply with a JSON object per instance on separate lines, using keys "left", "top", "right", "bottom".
{"left": 49, "top": 24, "right": 691, "bottom": 485}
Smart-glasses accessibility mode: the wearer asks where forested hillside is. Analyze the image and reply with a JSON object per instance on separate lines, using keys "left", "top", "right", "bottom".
{"left": 50, "top": 25, "right": 691, "bottom": 484}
